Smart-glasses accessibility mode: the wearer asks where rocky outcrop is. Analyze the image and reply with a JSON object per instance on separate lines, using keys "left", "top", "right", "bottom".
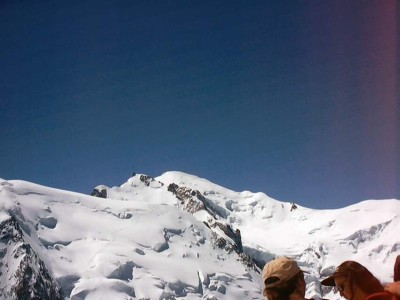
{"left": 91, "top": 186, "right": 107, "bottom": 198}
{"left": 166, "top": 183, "right": 256, "bottom": 271}
{"left": 168, "top": 184, "right": 209, "bottom": 215}
{"left": 139, "top": 175, "right": 164, "bottom": 188}
{"left": 0, "top": 216, "right": 62, "bottom": 300}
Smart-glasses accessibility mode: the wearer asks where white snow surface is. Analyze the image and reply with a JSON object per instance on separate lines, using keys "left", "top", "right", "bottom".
{"left": 1, "top": 171, "right": 399, "bottom": 300}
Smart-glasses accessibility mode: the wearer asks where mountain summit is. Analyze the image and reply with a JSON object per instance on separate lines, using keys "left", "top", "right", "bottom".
{"left": 1, "top": 171, "right": 399, "bottom": 299}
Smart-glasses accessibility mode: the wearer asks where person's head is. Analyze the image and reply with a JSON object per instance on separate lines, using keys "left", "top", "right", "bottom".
{"left": 262, "top": 257, "right": 306, "bottom": 300}
{"left": 321, "top": 261, "right": 383, "bottom": 300}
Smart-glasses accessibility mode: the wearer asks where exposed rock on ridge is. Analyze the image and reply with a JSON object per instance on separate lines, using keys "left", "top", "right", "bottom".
{"left": 0, "top": 215, "right": 62, "bottom": 300}
{"left": 166, "top": 181, "right": 256, "bottom": 271}
{"left": 91, "top": 185, "right": 107, "bottom": 198}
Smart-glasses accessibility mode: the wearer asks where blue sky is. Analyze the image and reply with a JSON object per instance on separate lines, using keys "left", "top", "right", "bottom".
{"left": 1, "top": 1, "right": 398, "bottom": 209}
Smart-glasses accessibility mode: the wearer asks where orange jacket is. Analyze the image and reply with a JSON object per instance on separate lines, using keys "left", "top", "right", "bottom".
{"left": 365, "top": 292, "right": 398, "bottom": 300}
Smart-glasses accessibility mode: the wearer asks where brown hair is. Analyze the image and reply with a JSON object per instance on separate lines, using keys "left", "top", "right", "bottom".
{"left": 394, "top": 255, "right": 400, "bottom": 282}
{"left": 347, "top": 262, "right": 383, "bottom": 296}
{"left": 335, "top": 261, "right": 384, "bottom": 300}
{"left": 263, "top": 271, "right": 304, "bottom": 300}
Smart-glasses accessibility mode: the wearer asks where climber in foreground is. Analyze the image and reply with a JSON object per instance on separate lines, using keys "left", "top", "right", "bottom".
{"left": 320, "top": 260, "right": 393, "bottom": 300}
{"left": 262, "top": 256, "right": 310, "bottom": 300}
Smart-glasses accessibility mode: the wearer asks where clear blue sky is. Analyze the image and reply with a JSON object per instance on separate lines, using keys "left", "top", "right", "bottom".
{"left": 1, "top": 1, "right": 398, "bottom": 209}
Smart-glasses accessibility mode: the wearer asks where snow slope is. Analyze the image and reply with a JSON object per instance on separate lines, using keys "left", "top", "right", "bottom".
{"left": 1, "top": 171, "right": 399, "bottom": 299}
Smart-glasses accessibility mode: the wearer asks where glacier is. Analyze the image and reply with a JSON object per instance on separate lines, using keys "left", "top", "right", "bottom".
{"left": 0, "top": 171, "right": 399, "bottom": 299}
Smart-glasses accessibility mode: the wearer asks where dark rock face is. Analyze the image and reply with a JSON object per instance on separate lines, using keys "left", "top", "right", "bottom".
{"left": 140, "top": 175, "right": 152, "bottom": 186}
{"left": 210, "top": 221, "right": 243, "bottom": 253}
{"left": 0, "top": 216, "right": 62, "bottom": 300}
{"left": 91, "top": 187, "right": 107, "bottom": 198}
{"left": 166, "top": 182, "right": 259, "bottom": 272}
{"left": 167, "top": 184, "right": 210, "bottom": 215}
{"left": 167, "top": 183, "right": 179, "bottom": 194}
{"left": 166, "top": 183, "right": 247, "bottom": 261}
{"left": 139, "top": 175, "right": 164, "bottom": 187}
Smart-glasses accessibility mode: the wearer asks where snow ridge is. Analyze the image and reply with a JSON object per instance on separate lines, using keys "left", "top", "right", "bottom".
{"left": 0, "top": 172, "right": 399, "bottom": 300}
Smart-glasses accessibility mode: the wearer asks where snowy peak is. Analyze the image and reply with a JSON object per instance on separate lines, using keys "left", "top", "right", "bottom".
{"left": 0, "top": 172, "right": 399, "bottom": 300}
{"left": 0, "top": 177, "right": 263, "bottom": 299}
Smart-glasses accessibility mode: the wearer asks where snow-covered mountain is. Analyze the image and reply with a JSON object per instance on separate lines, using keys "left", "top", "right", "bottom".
{"left": 1, "top": 171, "right": 399, "bottom": 300}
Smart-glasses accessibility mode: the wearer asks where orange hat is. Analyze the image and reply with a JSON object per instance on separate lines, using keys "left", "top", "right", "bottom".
{"left": 263, "top": 257, "right": 301, "bottom": 288}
